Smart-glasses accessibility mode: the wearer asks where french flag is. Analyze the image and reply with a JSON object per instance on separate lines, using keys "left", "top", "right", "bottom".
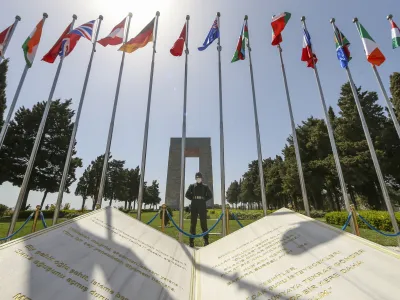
{"left": 301, "top": 28, "right": 318, "bottom": 68}
{"left": 98, "top": 17, "right": 126, "bottom": 47}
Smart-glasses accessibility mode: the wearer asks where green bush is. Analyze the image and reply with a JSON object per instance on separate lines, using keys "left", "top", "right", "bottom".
{"left": 13, "top": 209, "right": 88, "bottom": 220}
{"left": 325, "top": 210, "right": 400, "bottom": 232}
{"left": 0, "top": 204, "right": 8, "bottom": 217}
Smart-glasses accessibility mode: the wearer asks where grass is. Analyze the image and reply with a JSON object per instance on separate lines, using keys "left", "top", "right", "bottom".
{"left": 315, "top": 217, "right": 398, "bottom": 246}
{"left": 0, "top": 211, "right": 398, "bottom": 248}
{"left": 0, "top": 217, "right": 68, "bottom": 241}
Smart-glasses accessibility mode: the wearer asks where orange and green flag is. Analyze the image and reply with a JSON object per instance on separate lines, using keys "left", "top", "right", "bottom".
{"left": 119, "top": 18, "right": 154, "bottom": 53}
{"left": 22, "top": 18, "right": 45, "bottom": 67}
{"left": 356, "top": 22, "right": 385, "bottom": 66}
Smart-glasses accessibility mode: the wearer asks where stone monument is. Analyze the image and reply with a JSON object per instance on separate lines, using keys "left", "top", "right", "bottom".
{"left": 165, "top": 137, "right": 214, "bottom": 209}
{"left": 1, "top": 207, "right": 400, "bottom": 299}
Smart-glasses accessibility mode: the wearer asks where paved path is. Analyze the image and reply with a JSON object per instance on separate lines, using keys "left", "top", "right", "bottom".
{"left": 387, "top": 246, "right": 400, "bottom": 254}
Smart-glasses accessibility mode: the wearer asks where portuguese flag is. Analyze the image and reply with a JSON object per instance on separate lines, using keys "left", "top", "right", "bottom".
{"left": 231, "top": 20, "right": 248, "bottom": 63}
{"left": 271, "top": 12, "right": 291, "bottom": 46}
{"left": 22, "top": 18, "right": 45, "bottom": 67}
{"left": 390, "top": 19, "right": 400, "bottom": 49}
{"left": 119, "top": 17, "right": 155, "bottom": 53}
{"left": 356, "top": 22, "right": 385, "bottom": 66}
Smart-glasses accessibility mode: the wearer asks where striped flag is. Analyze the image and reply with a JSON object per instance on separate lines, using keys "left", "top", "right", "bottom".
{"left": 60, "top": 20, "right": 95, "bottom": 57}
{"left": 231, "top": 20, "right": 248, "bottom": 62}
{"left": 98, "top": 17, "right": 126, "bottom": 47}
{"left": 356, "top": 22, "right": 385, "bottom": 66}
{"left": 390, "top": 19, "right": 400, "bottom": 49}
{"left": 22, "top": 19, "right": 45, "bottom": 67}
{"left": 0, "top": 23, "right": 14, "bottom": 58}
{"left": 301, "top": 28, "right": 318, "bottom": 68}
{"left": 119, "top": 17, "right": 155, "bottom": 53}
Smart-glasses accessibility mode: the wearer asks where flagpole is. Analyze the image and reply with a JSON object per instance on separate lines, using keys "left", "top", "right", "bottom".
{"left": 217, "top": 12, "right": 227, "bottom": 236}
{"left": 330, "top": 18, "right": 400, "bottom": 245}
{"left": 276, "top": 43, "right": 310, "bottom": 216}
{"left": 6, "top": 14, "right": 77, "bottom": 239}
{"left": 301, "top": 17, "right": 354, "bottom": 232}
{"left": 53, "top": 15, "right": 103, "bottom": 225}
{"left": 245, "top": 15, "right": 268, "bottom": 216}
{"left": 0, "top": 15, "right": 21, "bottom": 64}
{"left": 0, "top": 13, "right": 48, "bottom": 150}
{"left": 352, "top": 18, "right": 400, "bottom": 140}
{"left": 178, "top": 15, "right": 190, "bottom": 243}
{"left": 96, "top": 13, "right": 133, "bottom": 208}
{"left": 137, "top": 11, "right": 160, "bottom": 221}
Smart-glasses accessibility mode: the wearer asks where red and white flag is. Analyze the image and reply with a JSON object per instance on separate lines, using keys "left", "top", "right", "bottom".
{"left": 0, "top": 23, "right": 14, "bottom": 57}
{"left": 170, "top": 23, "right": 186, "bottom": 56}
{"left": 98, "top": 17, "right": 126, "bottom": 47}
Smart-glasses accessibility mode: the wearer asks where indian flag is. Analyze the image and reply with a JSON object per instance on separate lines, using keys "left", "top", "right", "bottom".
{"left": 22, "top": 19, "right": 45, "bottom": 68}
{"left": 391, "top": 19, "right": 400, "bottom": 49}
{"left": 356, "top": 22, "right": 385, "bottom": 66}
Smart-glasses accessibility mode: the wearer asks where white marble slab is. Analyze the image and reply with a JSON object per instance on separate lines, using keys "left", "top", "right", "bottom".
{"left": 0, "top": 207, "right": 195, "bottom": 300}
{"left": 196, "top": 208, "right": 400, "bottom": 300}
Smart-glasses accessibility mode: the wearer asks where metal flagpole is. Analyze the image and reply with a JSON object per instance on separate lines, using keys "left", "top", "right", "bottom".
{"left": 352, "top": 17, "right": 400, "bottom": 140}
{"left": 137, "top": 11, "right": 160, "bottom": 221}
{"left": 0, "top": 15, "right": 21, "bottom": 64}
{"left": 277, "top": 43, "right": 310, "bottom": 216}
{"left": 0, "top": 14, "right": 48, "bottom": 149}
{"left": 245, "top": 15, "right": 268, "bottom": 216}
{"left": 330, "top": 18, "right": 400, "bottom": 245}
{"left": 178, "top": 15, "right": 190, "bottom": 243}
{"left": 53, "top": 15, "right": 103, "bottom": 225}
{"left": 96, "top": 13, "right": 133, "bottom": 208}
{"left": 7, "top": 14, "right": 78, "bottom": 239}
{"left": 301, "top": 17, "right": 354, "bottom": 232}
{"left": 217, "top": 12, "right": 227, "bottom": 236}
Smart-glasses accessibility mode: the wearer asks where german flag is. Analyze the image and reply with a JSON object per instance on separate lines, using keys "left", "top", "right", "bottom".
{"left": 119, "top": 17, "right": 155, "bottom": 53}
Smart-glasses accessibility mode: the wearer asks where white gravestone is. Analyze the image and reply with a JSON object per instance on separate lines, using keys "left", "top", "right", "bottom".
{"left": 1, "top": 207, "right": 400, "bottom": 300}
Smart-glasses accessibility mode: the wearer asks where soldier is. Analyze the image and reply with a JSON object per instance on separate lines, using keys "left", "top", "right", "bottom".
{"left": 185, "top": 172, "right": 213, "bottom": 247}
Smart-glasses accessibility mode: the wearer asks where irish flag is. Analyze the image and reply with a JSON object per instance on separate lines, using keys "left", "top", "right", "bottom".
{"left": 356, "top": 22, "right": 385, "bottom": 66}
{"left": 390, "top": 19, "right": 400, "bottom": 49}
{"left": 22, "top": 19, "right": 45, "bottom": 67}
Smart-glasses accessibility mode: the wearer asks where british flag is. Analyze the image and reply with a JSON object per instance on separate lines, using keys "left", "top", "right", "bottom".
{"left": 60, "top": 20, "right": 95, "bottom": 58}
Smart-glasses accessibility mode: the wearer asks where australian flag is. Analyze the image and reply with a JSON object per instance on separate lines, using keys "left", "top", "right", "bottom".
{"left": 60, "top": 20, "right": 95, "bottom": 57}
{"left": 198, "top": 17, "right": 219, "bottom": 51}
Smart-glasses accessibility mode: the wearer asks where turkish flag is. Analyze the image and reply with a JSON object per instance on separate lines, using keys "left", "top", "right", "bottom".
{"left": 170, "top": 23, "right": 186, "bottom": 56}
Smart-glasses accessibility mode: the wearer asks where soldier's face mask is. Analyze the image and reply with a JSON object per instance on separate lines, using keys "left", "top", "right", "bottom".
{"left": 196, "top": 178, "right": 202, "bottom": 184}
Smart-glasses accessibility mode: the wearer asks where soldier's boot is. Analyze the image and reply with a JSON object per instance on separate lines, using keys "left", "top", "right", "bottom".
{"left": 204, "top": 238, "right": 209, "bottom": 246}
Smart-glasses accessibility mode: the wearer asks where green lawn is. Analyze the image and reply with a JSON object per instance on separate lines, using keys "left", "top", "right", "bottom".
{"left": 0, "top": 211, "right": 398, "bottom": 247}
{"left": 0, "top": 217, "right": 68, "bottom": 241}
{"left": 315, "top": 217, "right": 398, "bottom": 246}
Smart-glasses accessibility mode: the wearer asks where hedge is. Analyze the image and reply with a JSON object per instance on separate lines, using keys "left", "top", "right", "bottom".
{"left": 12, "top": 210, "right": 88, "bottom": 220}
{"left": 325, "top": 210, "right": 400, "bottom": 232}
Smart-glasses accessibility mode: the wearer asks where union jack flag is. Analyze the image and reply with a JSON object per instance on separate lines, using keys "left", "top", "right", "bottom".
{"left": 60, "top": 20, "right": 95, "bottom": 57}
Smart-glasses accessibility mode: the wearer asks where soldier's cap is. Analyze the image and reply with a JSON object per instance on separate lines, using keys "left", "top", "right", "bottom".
{"left": 195, "top": 172, "right": 203, "bottom": 179}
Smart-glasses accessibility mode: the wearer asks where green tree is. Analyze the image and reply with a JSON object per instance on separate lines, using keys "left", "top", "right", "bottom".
{"left": 75, "top": 167, "right": 91, "bottom": 211}
{"left": 226, "top": 180, "right": 240, "bottom": 208}
{"left": 0, "top": 59, "right": 8, "bottom": 127}
{"left": 144, "top": 180, "right": 161, "bottom": 209}
{"left": 390, "top": 72, "right": 400, "bottom": 120}
{"left": 0, "top": 99, "right": 82, "bottom": 210}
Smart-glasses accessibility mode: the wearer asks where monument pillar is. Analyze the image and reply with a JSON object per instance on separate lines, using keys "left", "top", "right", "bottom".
{"left": 165, "top": 137, "right": 214, "bottom": 209}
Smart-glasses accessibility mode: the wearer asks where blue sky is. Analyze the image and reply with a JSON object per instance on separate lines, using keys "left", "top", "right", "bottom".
{"left": 0, "top": 0, "right": 399, "bottom": 210}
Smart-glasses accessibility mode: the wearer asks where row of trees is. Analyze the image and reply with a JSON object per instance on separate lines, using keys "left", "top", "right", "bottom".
{"left": 75, "top": 155, "right": 161, "bottom": 211}
{"left": 0, "top": 60, "right": 160, "bottom": 210}
{"left": 227, "top": 73, "right": 400, "bottom": 212}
